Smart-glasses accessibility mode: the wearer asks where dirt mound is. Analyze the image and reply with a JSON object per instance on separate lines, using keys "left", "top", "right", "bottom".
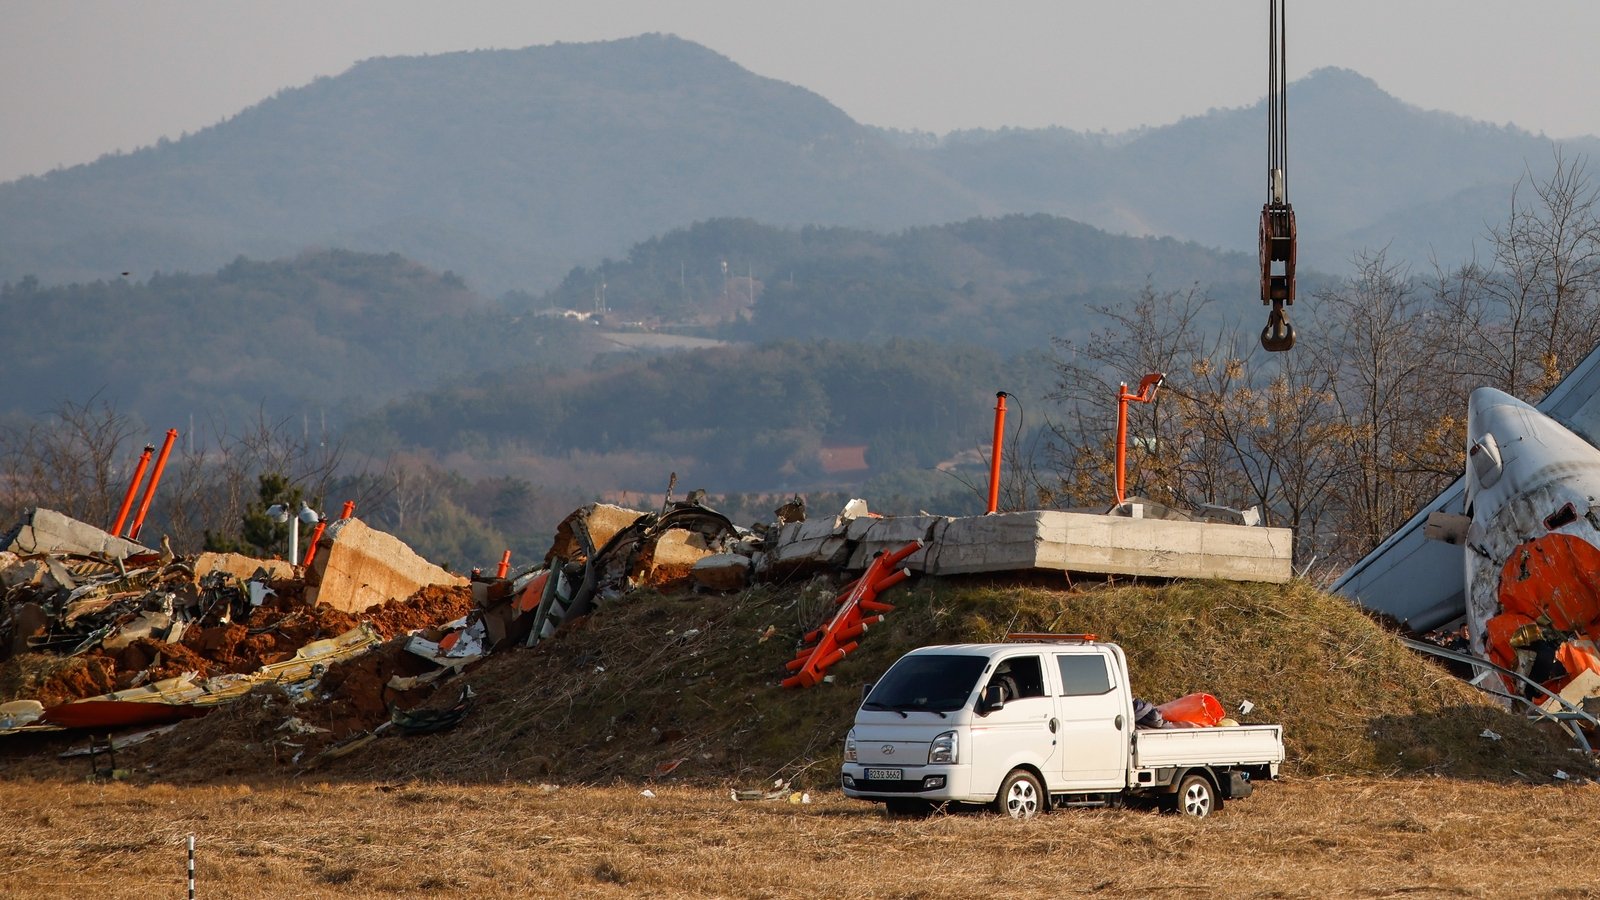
{"left": 314, "top": 578, "right": 1592, "bottom": 786}
{"left": 358, "top": 584, "right": 475, "bottom": 640}
{"left": 2, "top": 653, "right": 118, "bottom": 707}
{"left": 110, "top": 638, "right": 214, "bottom": 687}
{"left": 140, "top": 686, "right": 306, "bottom": 779}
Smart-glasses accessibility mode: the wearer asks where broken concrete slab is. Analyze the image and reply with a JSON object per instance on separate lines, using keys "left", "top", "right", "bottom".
{"left": 926, "top": 510, "right": 1293, "bottom": 583}
{"left": 306, "top": 518, "right": 466, "bottom": 613}
{"left": 546, "top": 503, "right": 646, "bottom": 564}
{"left": 843, "top": 515, "right": 946, "bottom": 571}
{"left": 1, "top": 508, "right": 149, "bottom": 559}
{"left": 691, "top": 553, "right": 752, "bottom": 591}
{"left": 192, "top": 552, "right": 296, "bottom": 585}
{"left": 757, "top": 517, "right": 849, "bottom": 577}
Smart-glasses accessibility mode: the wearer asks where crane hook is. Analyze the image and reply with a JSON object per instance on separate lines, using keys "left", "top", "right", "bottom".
{"left": 1261, "top": 302, "right": 1295, "bottom": 351}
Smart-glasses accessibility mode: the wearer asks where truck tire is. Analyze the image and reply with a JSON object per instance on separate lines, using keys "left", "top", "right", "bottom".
{"left": 993, "top": 769, "right": 1043, "bottom": 819}
{"left": 1169, "top": 773, "right": 1216, "bottom": 818}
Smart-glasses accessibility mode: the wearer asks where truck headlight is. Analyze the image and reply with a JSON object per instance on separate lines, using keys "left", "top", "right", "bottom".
{"left": 928, "top": 730, "right": 958, "bottom": 765}
{"left": 845, "top": 729, "right": 858, "bottom": 762}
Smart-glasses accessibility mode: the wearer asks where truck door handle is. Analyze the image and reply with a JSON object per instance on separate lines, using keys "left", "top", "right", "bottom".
{"left": 1114, "top": 714, "right": 1124, "bottom": 731}
{"left": 1049, "top": 718, "right": 1058, "bottom": 733}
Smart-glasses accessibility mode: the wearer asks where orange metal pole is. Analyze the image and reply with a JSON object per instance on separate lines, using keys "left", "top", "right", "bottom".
{"left": 339, "top": 500, "right": 355, "bottom": 520}
{"left": 1115, "top": 383, "right": 1130, "bottom": 505}
{"left": 301, "top": 519, "right": 327, "bottom": 567}
{"left": 497, "top": 550, "right": 512, "bottom": 579}
{"left": 127, "top": 429, "right": 177, "bottom": 541}
{"left": 987, "top": 392, "right": 1007, "bottom": 514}
{"left": 1114, "top": 374, "right": 1165, "bottom": 506}
{"left": 110, "top": 444, "right": 154, "bottom": 536}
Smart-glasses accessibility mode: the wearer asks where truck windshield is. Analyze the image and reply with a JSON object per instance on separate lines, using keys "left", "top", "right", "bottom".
{"left": 863, "top": 654, "right": 988, "bottom": 713}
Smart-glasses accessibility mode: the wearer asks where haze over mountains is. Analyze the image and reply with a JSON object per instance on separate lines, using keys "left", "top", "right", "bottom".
{"left": 2, "top": 34, "right": 1593, "bottom": 295}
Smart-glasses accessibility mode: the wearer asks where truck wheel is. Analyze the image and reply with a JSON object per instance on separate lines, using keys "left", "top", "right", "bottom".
{"left": 1171, "top": 773, "right": 1215, "bottom": 818}
{"left": 993, "top": 769, "right": 1043, "bottom": 819}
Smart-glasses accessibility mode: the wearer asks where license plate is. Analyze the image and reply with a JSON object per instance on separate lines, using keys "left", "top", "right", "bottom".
{"left": 865, "top": 768, "right": 902, "bottom": 781}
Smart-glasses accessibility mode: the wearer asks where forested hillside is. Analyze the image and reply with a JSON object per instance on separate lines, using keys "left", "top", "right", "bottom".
{"left": 0, "top": 212, "right": 1262, "bottom": 430}
{"left": 532, "top": 215, "right": 1265, "bottom": 351}
{"left": 356, "top": 338, "right": 1056, "bottom": 488}
{"left": 0, "top": 250, "right": 608, "bottom": 429}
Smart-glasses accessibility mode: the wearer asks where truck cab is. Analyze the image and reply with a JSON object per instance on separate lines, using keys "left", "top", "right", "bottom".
{"left": 839, "top": 638, "right": 1283, "bottom": 818}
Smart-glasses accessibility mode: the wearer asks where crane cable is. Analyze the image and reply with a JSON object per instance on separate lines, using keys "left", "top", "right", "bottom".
{"left": 1267, "top": 0, "right": 1288, "bottom": 204}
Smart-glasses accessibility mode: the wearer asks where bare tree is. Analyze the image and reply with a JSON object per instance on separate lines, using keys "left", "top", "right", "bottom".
{"left": 1315, "top": 251, "right": 1458, "bottom": 560}
{"left": 158, "top": 406, "right": 348, "bottom": 550}
{"left": 1049, "top": 283, "right": 1212, "bottom": 509}
{"left": 1435, "top": 150, "right": 1600, "bottom": 397}
{"left": 0, "top": 395, "right": 138, "bottom": 529}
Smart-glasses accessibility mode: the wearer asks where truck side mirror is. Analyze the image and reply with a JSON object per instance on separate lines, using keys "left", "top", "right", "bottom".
{"left": 860, "top": 682, "right": 874, "bottom": 704}
{"left": 978, "top": 684, "right": 1006, "bottom": 714}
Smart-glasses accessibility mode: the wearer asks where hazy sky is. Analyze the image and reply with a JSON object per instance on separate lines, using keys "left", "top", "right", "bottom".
{"left": 4, "top": 0, "right": 1599, "bottom": 184}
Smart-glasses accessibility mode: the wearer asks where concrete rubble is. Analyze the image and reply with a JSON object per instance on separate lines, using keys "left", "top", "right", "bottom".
{"left": 756, "top": 502, "right": 1293, "bottom": 584}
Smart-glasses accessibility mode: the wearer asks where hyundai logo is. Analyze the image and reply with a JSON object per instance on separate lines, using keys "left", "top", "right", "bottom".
{"left": 881, "top": 745, "right": 895, "bottom": 755}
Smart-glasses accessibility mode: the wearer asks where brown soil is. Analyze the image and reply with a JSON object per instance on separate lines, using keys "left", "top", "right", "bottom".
{"left": 358, "top": 583, "right": 476, "bottom": 639}
{"left": 136, "top": 685, "right": 304, "bottom": 778}
{"left": 111, "top": 638, "right": 215, "bottom": 688}
{"left": 8, "top": 654, "right": 118, "bottom": 707}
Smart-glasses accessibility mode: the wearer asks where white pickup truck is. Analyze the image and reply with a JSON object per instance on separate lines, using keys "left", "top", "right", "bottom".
{"left": 840, "top": 638, "right": 1284, "bottom": 818}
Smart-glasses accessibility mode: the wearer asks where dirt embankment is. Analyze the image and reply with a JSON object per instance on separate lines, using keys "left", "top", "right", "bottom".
{"left": 300, "top": 578, "right": 1592, "bottom": 787}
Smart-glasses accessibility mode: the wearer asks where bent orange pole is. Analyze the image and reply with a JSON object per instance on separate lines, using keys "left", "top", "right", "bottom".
{"left": 1114, "top": 374, "right": 1164, "bottom": 505}
{"left": 110, "top": 444, "right": 154, "bottom": 536}
{"left": 988, "top": 392, "right": 1007, "bottom": 514}
{"left": 127, "top": 429, "right": 177, "bottom": 541}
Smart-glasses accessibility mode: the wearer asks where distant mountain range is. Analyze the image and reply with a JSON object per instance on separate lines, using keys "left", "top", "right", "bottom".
{"left": 914, "top": 66, "right": 1600, "bottom": 274}
{"left": 0, "top": 36, "right": 982, "bottom": 294}
{"left": 2, "top": 35, "right": 1594, "bottom": 294}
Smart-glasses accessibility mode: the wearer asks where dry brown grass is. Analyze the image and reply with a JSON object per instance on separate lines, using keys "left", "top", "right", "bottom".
{"left": 3, "top": 777, "right": 1599, "bottom": 898}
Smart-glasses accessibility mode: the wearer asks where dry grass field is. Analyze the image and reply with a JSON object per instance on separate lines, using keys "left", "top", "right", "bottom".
{"left": 4, "top": 776, "right": 1599, "bottom": 899}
